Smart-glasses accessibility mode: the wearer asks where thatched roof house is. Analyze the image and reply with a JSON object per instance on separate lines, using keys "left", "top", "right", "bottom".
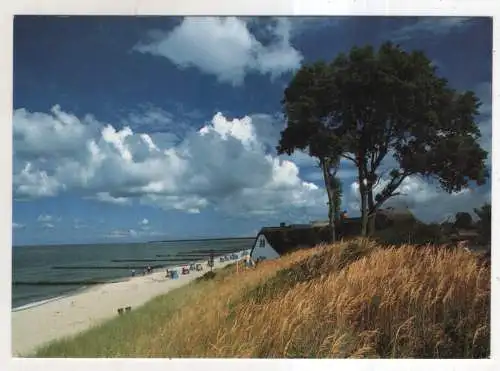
{"left": 250, "top": 225, "right": 331, "bottom": 261}
{"left": 338, "top": 207, "right": 417, "bottom": 237}
{"left": 250, "top": 207, "right": 419, "bottom": 262}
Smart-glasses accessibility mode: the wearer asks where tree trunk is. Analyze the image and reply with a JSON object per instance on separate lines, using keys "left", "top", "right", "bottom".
{"left": 358, "top": 166, "right": 368, "bottom": 236}
{"left": 367, "top": 187, "right": 376, "bottom": 236}
{"left": 321, "top": 160, "right": 336, "bottom": 243}
{"left": 368, "top": 214, "right": 376, "bottom": 236}
{"left": 360, "top": 189, "right": 368, "bottom": 236}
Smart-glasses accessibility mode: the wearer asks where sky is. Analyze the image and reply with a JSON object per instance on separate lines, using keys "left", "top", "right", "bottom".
{"left": 12, "top": 16, "right": 492, "bottom": 245}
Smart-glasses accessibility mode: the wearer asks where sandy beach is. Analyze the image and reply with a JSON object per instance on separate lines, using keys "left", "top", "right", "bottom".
{"left": 12, "top": 254, "right": 244, "bottom": 356}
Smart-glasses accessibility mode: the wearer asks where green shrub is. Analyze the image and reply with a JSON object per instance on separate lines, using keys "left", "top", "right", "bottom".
{"left": 196, "top": 271, "right": 216, "bottom": 282}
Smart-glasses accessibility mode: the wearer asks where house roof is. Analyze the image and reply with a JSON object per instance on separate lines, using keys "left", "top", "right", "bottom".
{"left": 340, "top": 207, "right": 415, "bottom": 222}
{"left": 252, "top": 225, "right": 331, "bottom": 256}
{"left": 250, "top": 208, "right": 418, "bottom": 257}
{"left": 337, "top": 208, "right": 416, "bottom": 235}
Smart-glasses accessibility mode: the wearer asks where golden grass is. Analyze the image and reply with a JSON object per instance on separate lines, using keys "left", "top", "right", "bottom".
{"left": 35, "top": 239, "right": 490, "bottom": 358}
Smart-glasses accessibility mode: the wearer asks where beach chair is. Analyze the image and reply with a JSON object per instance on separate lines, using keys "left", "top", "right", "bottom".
{"left": 117, "top": 308, "right": 124, "bottom": 315}
{"left": 196, "top": 263, "right": 203, "bottom": 271}
{"left": 125, "top": 306, "right": 131, "bottom": 313}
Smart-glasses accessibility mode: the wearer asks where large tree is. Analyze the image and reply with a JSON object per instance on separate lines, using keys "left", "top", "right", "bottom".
{"left": 277, "top": 61, "right": 344, "bottom": 242}
{"left": 279, "top": 42, "right": 488, "bottom": 236}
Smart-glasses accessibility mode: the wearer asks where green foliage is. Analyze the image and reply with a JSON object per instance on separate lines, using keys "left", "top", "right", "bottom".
{"left": 474, "top": 203, "right": 491, "bottom": 244}
{"left": 454, "top": 212, "right": 473, "bottom": 229}
{"left": 195, "top": 271, "right": 217, "bottom": 282}
{"left": 440, "top": 221, "right": 456, "bottom": 235}
{"left": 278, "top": 42, "right": 489, "bottom": 235}
{"left": 412, "top": 222, "right": 447, "bottom": 245}
{"left": 374, "top": 221, "right": 446, "bottom": 246}
{"left": 278, "top": 61, "right": 343, "bottom": 159}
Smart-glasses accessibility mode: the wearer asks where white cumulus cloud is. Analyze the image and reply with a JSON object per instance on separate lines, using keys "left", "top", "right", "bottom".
{"left": 13, "top": 105, "right": 324, "bottom": 219}
{"left": 133, "top": 17, "right": 303, "bottom": 85}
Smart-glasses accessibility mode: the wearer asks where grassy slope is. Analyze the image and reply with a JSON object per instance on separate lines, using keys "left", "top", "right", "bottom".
{"left": 34, "top": 239, "right": 490, "bottom": 358}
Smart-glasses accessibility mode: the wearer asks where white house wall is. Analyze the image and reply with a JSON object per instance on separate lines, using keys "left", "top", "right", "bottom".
{"left": 251, "top": 234, "right": 280, "bottom": 261}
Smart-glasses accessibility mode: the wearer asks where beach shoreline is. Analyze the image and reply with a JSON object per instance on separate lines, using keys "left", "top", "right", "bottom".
{"left": 12, "top": 277, "right": 131, "bottom": 312}
{"left": 11, "top": 251, "right": 246, "bottom": 357}
{"left": 12, "top": 249, "right": 245, "bottom": 310}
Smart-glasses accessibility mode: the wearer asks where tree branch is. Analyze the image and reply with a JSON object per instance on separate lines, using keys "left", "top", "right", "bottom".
{"left": 372, "top": 146, "right": 388, "bottom": 170}
{"left": 369, "top": 172, "right": 410, "bottom": 214}
{"left": 371, "top": 170, "right": 387, "bottom": 190}
{"left": 341, "top": 154, "right": 358, "bottom": 166}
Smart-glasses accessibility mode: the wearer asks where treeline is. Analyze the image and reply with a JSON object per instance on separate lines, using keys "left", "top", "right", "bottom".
{"left": 371, "top": 203, "right": 491, "bottom": 246}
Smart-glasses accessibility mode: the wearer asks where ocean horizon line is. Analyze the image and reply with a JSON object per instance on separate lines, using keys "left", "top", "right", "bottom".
{"left": 13, "top": 235, "right": 255, "bottom": 248}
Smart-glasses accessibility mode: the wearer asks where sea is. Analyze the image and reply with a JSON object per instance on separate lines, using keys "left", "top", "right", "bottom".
{"left": 12, "top": 238, "right": 254, "bottom": 310}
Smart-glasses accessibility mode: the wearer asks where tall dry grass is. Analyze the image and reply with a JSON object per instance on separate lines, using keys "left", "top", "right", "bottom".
{"left": 211, "top": 241, "right": 490, "bottom": 358}
{"left": 35, "top": 239, "right": 490, "bottom": 358}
